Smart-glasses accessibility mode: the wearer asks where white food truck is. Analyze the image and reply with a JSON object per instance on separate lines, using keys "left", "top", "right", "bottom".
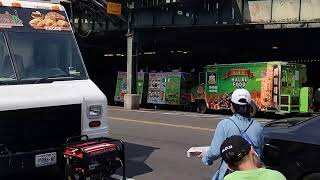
{"left": 0, "top": 0, "right": 108, "bottom": 174}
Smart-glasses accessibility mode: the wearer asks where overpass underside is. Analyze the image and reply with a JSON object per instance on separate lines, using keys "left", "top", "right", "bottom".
{"left": 66, "top": 0, "right": 320, "bottom": 103}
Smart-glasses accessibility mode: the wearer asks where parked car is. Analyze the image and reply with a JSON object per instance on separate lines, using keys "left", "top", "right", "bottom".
{"left": 262, "top": 114, "right": 320, "bottom": 180}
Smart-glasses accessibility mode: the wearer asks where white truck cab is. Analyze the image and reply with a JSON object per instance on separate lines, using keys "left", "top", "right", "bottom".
{"left": 0, "top": 0, "right": 108, "bottom": 174}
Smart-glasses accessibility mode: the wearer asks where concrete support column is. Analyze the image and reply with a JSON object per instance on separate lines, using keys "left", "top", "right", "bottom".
{"left": 124, "top": 17, "right": 140, "bottom": 109}
{"left": 126, "top": 33, "right": 134, "bottom": 95}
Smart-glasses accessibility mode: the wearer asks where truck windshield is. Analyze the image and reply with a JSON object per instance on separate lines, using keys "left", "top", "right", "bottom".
{"left": 0, "top": 32, "right": 16, "bottom": 80}
{"left": 6, "top": 31, "right": 88, "bottom": 81}
{"left": 0, "top": 7, "right": 88, "bottom": 83}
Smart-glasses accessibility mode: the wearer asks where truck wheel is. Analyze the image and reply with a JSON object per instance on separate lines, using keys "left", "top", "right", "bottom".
{"left": 196, "top": 101, "right": 207, "bottom": 114}
{"left": 303, "top": 173, "right": 320, "bottom": 180}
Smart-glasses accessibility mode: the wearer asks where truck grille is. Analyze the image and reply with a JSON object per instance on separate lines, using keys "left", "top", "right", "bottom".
{"left": 0, "top": 104, "right": 81, "bottom": 152}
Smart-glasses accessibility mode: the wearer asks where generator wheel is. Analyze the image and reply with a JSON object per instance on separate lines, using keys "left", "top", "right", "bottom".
{"left": 196, "top": 100, "right": 207, "bottom": 114}
{"left": 65, "top": 165, "right": 85, "bottom": 180}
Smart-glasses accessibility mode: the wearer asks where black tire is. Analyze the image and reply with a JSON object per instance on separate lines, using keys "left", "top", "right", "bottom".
{"left": 196, "top": 100, "right": 208, "bottom": 114}
{"left": 302, "top": 173, "right": 320, "bottom": 180}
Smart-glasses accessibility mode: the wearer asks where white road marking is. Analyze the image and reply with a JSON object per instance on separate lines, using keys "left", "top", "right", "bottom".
{"left": 109, "top": 107, "right": 272, "bottom": 124}
{"left": 161, "top": 112, "right": 222, "bottom": 118}
{"left": 110, "top": 174, "right": 135, "bottom": 180}
{"left": 109, "top": 117, "right": 215, "bottom": 132}
{"left": 109, "top": 107, "right": 224, "bottom": 118}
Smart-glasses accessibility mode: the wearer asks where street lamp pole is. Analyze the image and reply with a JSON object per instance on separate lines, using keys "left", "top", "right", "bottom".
{"left": 124, "top": 2, "right": 139, "bottom": 109}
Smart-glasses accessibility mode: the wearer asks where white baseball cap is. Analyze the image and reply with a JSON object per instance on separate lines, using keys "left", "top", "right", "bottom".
{"left": 231, "top": 89, "right": 251, "bottom": 105}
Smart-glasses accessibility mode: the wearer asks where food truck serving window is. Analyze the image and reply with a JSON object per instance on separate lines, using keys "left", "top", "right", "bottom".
{"left": 0, "top": 7, "right": 88, "bottom": 82}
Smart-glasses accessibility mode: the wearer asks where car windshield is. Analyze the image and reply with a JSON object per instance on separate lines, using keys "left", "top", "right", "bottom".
{"left": 265, "top": 114, "right": 317, "bottom": 128}
{"left": 5, "top": 31, "right": 88, "bottom": 81}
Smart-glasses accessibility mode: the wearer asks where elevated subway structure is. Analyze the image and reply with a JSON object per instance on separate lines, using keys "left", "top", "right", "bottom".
{"left": 64, "top": 0, "right": 320, "bottom": 105}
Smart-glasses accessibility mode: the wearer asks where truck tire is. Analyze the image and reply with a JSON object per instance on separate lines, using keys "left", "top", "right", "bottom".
{"left": 196, "top": 100, "right": 207, "bottom": 114}
{"left": 303, "top": 173, "right": 320, "bottom": 180}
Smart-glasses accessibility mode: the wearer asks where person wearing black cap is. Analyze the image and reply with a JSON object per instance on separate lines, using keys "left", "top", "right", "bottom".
{"left": 220, "top": 135, "right": 286, "bottom": 180}
{"left": 201, "top": 89, "right": 264, "bottom": 180}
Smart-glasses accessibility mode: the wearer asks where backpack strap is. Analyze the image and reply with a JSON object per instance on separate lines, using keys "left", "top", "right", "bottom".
{"left": 227, "top": 118, "right": 241, "bottom": 132}
{"left": 227, "top": 118, "right": 253, "bottom": 133}
{"left": 244, "top": 119, "right": 254, "bottom": 133}
{"left": 227, "top": 118, "right": 256, "bottom": 147}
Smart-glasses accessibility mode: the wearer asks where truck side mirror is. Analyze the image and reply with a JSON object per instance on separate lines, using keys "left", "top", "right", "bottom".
{"left": 199, "top": 72, "right": 205, "bottom": 85}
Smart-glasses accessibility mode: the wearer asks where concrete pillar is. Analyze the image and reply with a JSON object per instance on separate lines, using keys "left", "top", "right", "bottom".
{"left": 126, "top": 33, "right": 133, "bottom": 95}
{"left": 124, "top": 31, "right": 140, "bottom": 110}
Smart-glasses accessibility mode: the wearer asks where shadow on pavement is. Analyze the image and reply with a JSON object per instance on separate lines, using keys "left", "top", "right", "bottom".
{"left": 115, "top": 142, "right": 159, "bottom": 178}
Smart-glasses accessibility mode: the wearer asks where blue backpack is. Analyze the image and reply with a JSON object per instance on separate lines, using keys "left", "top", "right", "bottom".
{"left": 217, "top": 119, "right": 257, "bottom": 180}
{"left": 228, "top": 118, "right": 255, "bottom": 147}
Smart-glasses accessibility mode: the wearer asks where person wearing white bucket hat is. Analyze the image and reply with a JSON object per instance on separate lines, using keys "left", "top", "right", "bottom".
{"left": 200, "top": 88, "right": 264, "bottom": 180}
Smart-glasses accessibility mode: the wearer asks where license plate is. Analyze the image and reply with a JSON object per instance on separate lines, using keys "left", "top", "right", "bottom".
{"left": 35, "top": 152, "right": 57, "bottom": 167}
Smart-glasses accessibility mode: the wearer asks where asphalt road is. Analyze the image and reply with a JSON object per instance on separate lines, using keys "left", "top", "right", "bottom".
{"left": 4, "top": 106, "right": 271, "bottom": 180}
{"left": 108, "top": 106, "right": 271, "bottom": 180}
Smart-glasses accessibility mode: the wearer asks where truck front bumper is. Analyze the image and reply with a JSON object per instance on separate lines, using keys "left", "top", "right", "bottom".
{"left": 0, "top": 146, "right": 63, "bottom": 175}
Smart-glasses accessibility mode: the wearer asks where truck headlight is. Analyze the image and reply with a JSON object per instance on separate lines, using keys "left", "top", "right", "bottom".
{"left": 87, "top": 105, "right": 102, "bottom": 119}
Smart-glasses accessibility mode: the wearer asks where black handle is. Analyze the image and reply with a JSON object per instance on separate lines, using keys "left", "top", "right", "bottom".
{"left": 66, "top": 135, "right": 89, "bottom": 143}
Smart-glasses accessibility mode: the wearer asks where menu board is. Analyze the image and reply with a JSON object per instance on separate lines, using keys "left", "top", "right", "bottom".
{"left": 147, "top": 72, "right": 183, "bottom": 105}
{"left": 0, "top": 7, "right": 71, "bottom": 32}
{"left": 147, "top": 73, "right": 166, "bottom": 104}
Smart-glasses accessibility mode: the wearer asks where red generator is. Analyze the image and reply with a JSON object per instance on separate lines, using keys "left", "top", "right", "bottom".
{"left": 63, "top": 135, "right": 125, "bottom": 180}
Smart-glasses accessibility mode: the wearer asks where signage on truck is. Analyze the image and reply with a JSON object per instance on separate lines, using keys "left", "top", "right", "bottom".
{"left": 106, "top": 2, "right": 122, "bottom": 16}
{"left": 0, "top": 11, "right": 23, "bottom": 28}
{"left": 29, "top": 11, "right": 71, "bottom": 31}
{"left": 224, "top": 69, "right": 254, "bottom": 79}
{"left": 0, "top": 7, "right": 71, "bottom": 32}
{"left": 223, "top": 69, "right": 254, "bottom": 89}
{"left": 231, "top": 77, "right": 248, "bottom": 89}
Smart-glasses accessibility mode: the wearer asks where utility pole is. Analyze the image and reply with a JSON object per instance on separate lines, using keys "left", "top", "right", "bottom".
{"left": 124, "top": 1, "right": 140, "bottom": 110}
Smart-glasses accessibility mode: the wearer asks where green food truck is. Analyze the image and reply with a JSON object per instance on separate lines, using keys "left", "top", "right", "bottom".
{"left": 114, "top": 71, "right": 148, "bottom": 104}
{"left": 147, "top": 72, "right": 193, "bottom": 106}
{"left": 191, "top": 62, "right": 313, "bottom": 114}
